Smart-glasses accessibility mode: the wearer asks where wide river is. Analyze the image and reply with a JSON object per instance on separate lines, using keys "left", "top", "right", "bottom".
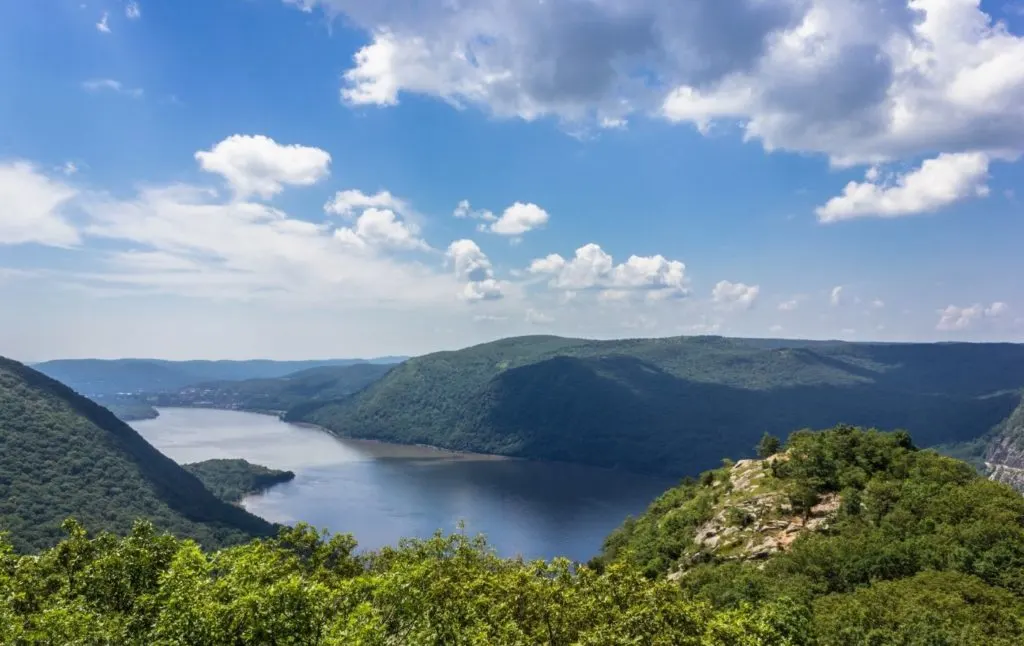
{"left": 133, "top": 408, "right": 675, "bottom": 562}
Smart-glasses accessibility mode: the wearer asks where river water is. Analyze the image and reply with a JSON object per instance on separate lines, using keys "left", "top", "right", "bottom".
{"left": 132, "top": 407, "right": 674, "bottom": 562}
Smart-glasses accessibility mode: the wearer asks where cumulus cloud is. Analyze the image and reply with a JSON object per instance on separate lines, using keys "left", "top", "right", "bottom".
{"left": 528, "top": 243, "right": 688, "bottom": 300}
{"left": 96, "top": 11, "right": 111, "bottom": 33}
{"left": 195, "top": 134, "right": 331, "bottom": 199}
{"left": 82, "top": 79, "right": 143, "bottom": 98}
{"left": 485, "top": 202, "right": 549, "bottom": 236}
{"left": 830, "top": 286, "right": 843, "bottom": 306}
{"left": 126, "top": 2, "right": 141, "bottom": 20}
{"left": 453, "top": 199, "right": 496, "bottom": 222}
{"left": 0, "top": 162, "right": 80, "bottom": 247}
{"left": 778, "top": 297, "right": 802, "bottom": 311}
{"left": 936, "top": 301, "right": 1008, "bottom": 331}
{"left": 334, "top": 208, "right": 427, "bottom": 251}
{"left": 712, "top": 280, "right": 760, "bottom": 310}
{"left": 816, "top": 153, "right": 991, "bottom": 222}
{"left": 326, "top": 189, "right": 407, "bottom": 217}
{"left": 286, "top": 0, "right": 1024, "bottom": 167}
{"left": 446, "top": 239, "right": 504, "bottom": 301}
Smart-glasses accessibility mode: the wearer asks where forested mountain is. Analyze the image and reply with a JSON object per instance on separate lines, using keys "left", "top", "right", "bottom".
{"left": 289, "top": 335, "right": 1024, "bottom": 476}
{"left": 32, "top": 356, "right": 407, "bottom": 396}
{"left": 0, "top": 357, "right": 277, "bottom": 552}
{"left": 154, "top": 363, "right": 394, "bottom": 413}
{"left": 594, "top": 426, "right": 1024, "bottom": 643}
{"left": 183, "top": 459, "right": 296, "bottom": 503}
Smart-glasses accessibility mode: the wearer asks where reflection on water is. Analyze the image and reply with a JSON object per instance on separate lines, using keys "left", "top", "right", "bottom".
{"left": 133, "top": 408, "right": 674, "bottom": 562}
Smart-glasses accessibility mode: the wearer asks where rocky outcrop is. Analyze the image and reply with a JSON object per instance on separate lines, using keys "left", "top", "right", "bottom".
{"left": 986, "top": 397, "right": 1024, "bottom": 493}
{"left": 668, "top": 457, "right": 842, "bottom": 580}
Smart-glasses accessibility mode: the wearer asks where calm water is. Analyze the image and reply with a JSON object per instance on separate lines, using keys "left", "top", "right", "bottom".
{"left": 132, "top": 408, "right": 675, "bottom": 562}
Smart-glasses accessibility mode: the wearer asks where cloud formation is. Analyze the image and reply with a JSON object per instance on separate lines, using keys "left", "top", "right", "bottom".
{"left": 0, "top": 162, "right": 80, "bottom": 247}
{"left": 936, "top": 301, "right": 1009, "bottom": 331}
{"left": 195, "top": 135, "right": 332, "bottom": 199}
{"left": 446, "top": 239, "right": 504, "bottom": 302}
{"left": 528, "top": 243, "right": 688, "bottom": 301}
{"left": 82, "top": 79, "right": 143, "bottom": 98}
{"left": 287, "top": 0, "right": 1024, "bottom": 169}
{"left": 816, "top": 153, "right": 991, "bottom": 222}
{"left": 712, "top": 280, "right": 760, "bottom": 310}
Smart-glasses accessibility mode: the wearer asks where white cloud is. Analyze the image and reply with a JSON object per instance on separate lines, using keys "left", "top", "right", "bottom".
{"left": 830, "top": 286, "right": 843, "bottom": 306}
{"left": 0, "top": 162, "right": 80, "bottom": 247}
{"left": 769, "top": 324, "right": 784, "bottom": 333}
{"left": 195, "top": 134, "right": 331, "bottom": 199}
{"left": 125, "top": 2, "right": 141, "bottom": 20}
{"left": 871, "top": 299, "right": 885, "bottom": 309}
{"left": 778, "top": 297, "right": 801, "bottom": 311}
{"left": 528, "top": 243, "right": 688, "bottom": 300}
{"left": 986, "top": 302, "right": 1009, "bottom": 317}
{"left": 525, "top": 309, "right": 554, "bottom": 325}
{"left": 82, "top": 79, "right": 143, "bottom": 98}
{"left": 816, "top": 153, "right": 991, "bottom": 222}
{"left": 334, "top": 208, "right": 427, "bottom": 251}
{"left": 936, "top": 301, "right": 1008, "bottom": 331}
{"left": 712, "top": 280, "right": 760, "bottom": 310}
{"left": 61, "top": 162, "right": 79, "bottom": 176}
{"left": 96, "top": 11, "right": 110, "bottom": 33}
{"left": 453, "top": 199, "right": 496, "bottom": 222}
{"left": 325, "top": 189, "right": 407, "bottom": 217}
{"left": 484, "top": 202, "right": 549, "bottom": 236}
{"left": 287, "top": 0, "right": 1024, "bottom": 168}
{"left": 445, "top": 239, "right": 504, "bottom": 302}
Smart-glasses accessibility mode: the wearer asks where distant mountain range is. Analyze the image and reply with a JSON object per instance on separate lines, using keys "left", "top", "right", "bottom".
{"left": 0, "top": 356, "right": 277, "bottom": 552}
{"left": 282, "top": 335, "right": 1024, "bottom": 477}
{"left": 31, "top": 356, "right": 408, "bottom": 396}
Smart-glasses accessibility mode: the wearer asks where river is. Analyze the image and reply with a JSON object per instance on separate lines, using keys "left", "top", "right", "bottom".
{"left": 132, "top": 407, "right": 675, "bottom": 562}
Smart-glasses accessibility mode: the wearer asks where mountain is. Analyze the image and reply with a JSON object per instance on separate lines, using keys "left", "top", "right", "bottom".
{"left": 0, "top": 356, "right": 277, "bottom": 553}
{"left": 593, "top": 425, "right": 1024, "bottom": 643}
{"left": 287, "top": 335, "right": 1024, "bottom": 476}
{"left": 31, "top": 357, "right": 408, "bottom": 396}
{"left": 154, "top": 363, "right": 394, "bottom": 413}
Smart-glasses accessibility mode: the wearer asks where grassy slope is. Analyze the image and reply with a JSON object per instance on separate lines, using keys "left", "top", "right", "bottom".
{"left": 0, "top": 357, "right": 277, "bottom": 553}
{"left": 293, "top": 336, "right": 1024, "bottom": 476}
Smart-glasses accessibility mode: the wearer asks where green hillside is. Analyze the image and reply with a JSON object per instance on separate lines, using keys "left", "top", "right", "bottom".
{"left": 289, "top": 335, "right": 1024, "bottom": 476}
{"left": 32, "top": 357, "right": 406, "bottom": 396}
{"left": 156, "top": 363, "right": 393, "bottom": 413}
{"left": 594, "top": 425, "right": 1024, "bottom": 643}
{"left": 0, "top": 357, "right": 277, "bottom": 553}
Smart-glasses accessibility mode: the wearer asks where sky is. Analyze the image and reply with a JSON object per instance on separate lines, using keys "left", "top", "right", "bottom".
{"left": 1, "top": 0, "right": 1023, "bottom": 361}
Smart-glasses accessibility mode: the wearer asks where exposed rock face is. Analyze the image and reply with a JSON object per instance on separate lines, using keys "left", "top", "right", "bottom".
{"left": 668, "top": 456, "right": 841, "bottom": 580}
{"left": 986, "top": 398, "right": 1024, "bottom": 493}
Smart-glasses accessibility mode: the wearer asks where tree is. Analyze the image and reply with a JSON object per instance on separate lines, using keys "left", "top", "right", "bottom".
{"left": 757, "top": 432, "right": 782, "bottom": 458}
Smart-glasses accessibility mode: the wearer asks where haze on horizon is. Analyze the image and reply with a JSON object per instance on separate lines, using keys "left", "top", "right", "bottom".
{"left": 2, "top": 0, "right": 1023, "bottom": 362}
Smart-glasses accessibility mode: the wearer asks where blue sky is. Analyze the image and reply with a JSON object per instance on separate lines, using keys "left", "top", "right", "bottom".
{"left": 1, "top": 0, "right": 1023, "bottom": 361}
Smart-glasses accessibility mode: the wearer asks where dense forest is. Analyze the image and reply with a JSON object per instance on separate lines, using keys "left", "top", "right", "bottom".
{"left": 289, "top": 335, "right": 1024, "bottom": 476}
{"left": 0, "top": 357, "right": 277, "bottom": 553}
{"left": 154, "top": 363, "right": 393, "bottom": 413}
{"left": 184, "top": 459, "right": 296, "bottom": 504}
{"left": 594, "top": 426, "right": 1024, "bottom": 643}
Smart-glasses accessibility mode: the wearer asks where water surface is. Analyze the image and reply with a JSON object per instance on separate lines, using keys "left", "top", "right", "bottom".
{"left": 133, "top": 407, "right": 674, "bottom": 562}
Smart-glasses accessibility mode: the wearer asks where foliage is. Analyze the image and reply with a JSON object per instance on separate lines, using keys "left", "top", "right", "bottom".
{"left": 0, "top": 521, "right": 813, "bottom": 645}
{"left": 184, "top": 459, "right": 296, "bottom": 503}
{"left": 0, "top": 357, "right": 277, "bottom": 553}
{"left": 291, "top": 335, "right": 1024, "bottom": 475}
{"left": 155, "top": 363, "right": 393, "bottom": 414}
{"left": 95, "top": 396, "right": 160, "bottom": 421}
{"left": 596, "top": 426, "right": 1024, "bottom": 643}
{"left": 756, "top": 432, "right": 781, "bottom": 458}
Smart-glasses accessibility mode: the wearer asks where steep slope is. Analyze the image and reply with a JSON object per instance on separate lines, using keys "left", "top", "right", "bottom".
{"left": 986, "top": 396, "right": 1024, "bottom": 491}
{"left": 0, "top": 357, "right": 277, "bottom": 553}
{"left": 33, "top": 357, "right": 406, "bottom": 396}
{"left": 292, "top": 335, "right": 1024, "bottom": 476}
{"left": 157, "top": 363, "right": 393, "bottom": 413}
{"left": 593, "top": 426, "right": 1024, "bottom": 644}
